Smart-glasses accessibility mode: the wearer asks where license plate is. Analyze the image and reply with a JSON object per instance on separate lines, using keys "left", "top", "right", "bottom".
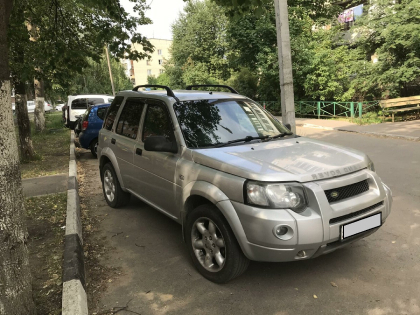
{"left": 341, "top": 212, "right": 382, "bottom": 240}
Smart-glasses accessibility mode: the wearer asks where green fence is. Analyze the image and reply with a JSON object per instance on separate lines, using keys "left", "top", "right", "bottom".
{"left": 260, "top": 101, "right": 380, "bottom": 118}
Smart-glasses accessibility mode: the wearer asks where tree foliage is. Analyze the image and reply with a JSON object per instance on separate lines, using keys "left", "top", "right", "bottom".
{"left": 64, "top": 54, "right": 133, "bottom": 96}
{"left": 149, "top": 0, "right": 419, "bottom": 102}
{"left": 346, "top": 0, "right": 420, "bottom": 99}
{"left": 9, "top": 0, "right": 153, "bottom": 97}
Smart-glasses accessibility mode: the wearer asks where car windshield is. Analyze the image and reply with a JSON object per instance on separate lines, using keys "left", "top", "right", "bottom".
{"left": 173, "top": 99, "right": 291, "bottom": 148}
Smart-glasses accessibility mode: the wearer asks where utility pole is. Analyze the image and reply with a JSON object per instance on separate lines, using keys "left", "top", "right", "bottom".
{"left": 274, "top": 0, "right": 296, "bottom": 133}
{"left": 105, "top": 45, "right": 116, "bottom": 96}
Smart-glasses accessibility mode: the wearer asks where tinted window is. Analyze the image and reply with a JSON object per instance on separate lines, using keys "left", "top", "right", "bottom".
{"left": 71, "top": 98, "right": 104, "bottom": 109}
{"left": 97, "top": 107, "right": 108, "bottom": 120}
{"left": 116, "top": 99, "right": 145, "bottom": 139}
{"left": 142, "top": 103, "right": 174, "bottom": 142}
{"left": 103, "top": 96, "right": 124, "bottom": 131}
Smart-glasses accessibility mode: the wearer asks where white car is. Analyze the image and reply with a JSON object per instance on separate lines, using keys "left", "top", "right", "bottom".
{"left": 55, "top": 103, "right": 66, "bottom": 111}
{"left": 65, "top": 94, "right": 114, "bottom": 129}
{"left": 12, "top": 100, "right": 52, "bottom": 113}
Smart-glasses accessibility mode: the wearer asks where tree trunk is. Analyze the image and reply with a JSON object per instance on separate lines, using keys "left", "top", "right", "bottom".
{"left": 34, "top": 78, "right": 45, "bottom": 132}
{"left": 0, "top": 0, "right": 36, "bottom": 314}
{"left": 0, "top": 83, "right": 37, "bottom": 315}
{"left": 15, "top": 81, "right": 35, "bottom": 161}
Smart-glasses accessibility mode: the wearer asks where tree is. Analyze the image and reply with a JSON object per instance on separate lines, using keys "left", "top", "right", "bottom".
{"left": 66, "top": 54, "right": 133, "bottom": 95}
{"left": 1, "top": 0, "right": 154, "bottom": 313}
{"left": 0, "top": 0, "right": 37, "bottom": 313}
{"left": 8, "top": 0, "right": 153, "bottom": 160}
{"left": 164, "top": 0, "right": 230, "bottom": 87}
{"left": 345, "top": 0, "right": 420, "bottom": 99}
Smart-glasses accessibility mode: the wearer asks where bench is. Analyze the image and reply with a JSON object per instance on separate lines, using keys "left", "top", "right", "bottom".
{"left": 380, "top": 96, "right": 420, "bottom": 122}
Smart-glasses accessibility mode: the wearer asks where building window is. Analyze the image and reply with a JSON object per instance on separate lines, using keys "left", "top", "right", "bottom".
{"left": 147, "top": 69, "right": 152, "bottom": 76}
{"left": 160, "top": 69, "right": 164, "bottom": 74}
{"left": 158, "top": 59, "right": 163, "bottom": 65}
{"left": 158, "top": 49, "right": 162, "bottom": 55}
{"left": 146, "top": 60, "right": 151, "bottom": 65}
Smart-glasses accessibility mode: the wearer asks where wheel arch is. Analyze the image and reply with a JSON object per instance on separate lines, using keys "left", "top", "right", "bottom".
{"left": 99, "top": 148, "right": 126, "bottom": 190}
{"left": 181, "top": 181, "right": 250, "bottom": 259}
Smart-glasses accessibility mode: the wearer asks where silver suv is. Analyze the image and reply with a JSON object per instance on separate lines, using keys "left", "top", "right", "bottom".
{"left": 98, "top": 85, "right": 392, "bottom": 283}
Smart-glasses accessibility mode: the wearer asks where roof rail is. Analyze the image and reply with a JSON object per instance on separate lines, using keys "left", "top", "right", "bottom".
{"left": 185, "top": 85, "right": 239, "bottom": 94}
{"left": 132, "top": 85, "right": 180, "bottom": 102}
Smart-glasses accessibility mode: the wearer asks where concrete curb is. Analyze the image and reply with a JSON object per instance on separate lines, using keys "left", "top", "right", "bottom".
{"left": 62, "top": 131, "right": 88, "bottom": 315}
{"left": 335, "top": 128, "right": 420, "bottom": 142}
{"left": 298, "top": 122, "right": 420, "bottom": 141}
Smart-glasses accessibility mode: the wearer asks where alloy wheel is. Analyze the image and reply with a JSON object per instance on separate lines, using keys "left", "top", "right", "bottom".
{"left": 191, "top": 217, "right": 226, "bottom": 272}
{"left": 103, "top": 169, "right": 115, "bottom": 202}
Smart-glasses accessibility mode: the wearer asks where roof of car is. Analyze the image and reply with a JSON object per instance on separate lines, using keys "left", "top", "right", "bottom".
{"left": 91, "top": 103, "right": 111, "bottom": 108}
{"left": 118, "top": 90, "right": 248, "bottom": 102}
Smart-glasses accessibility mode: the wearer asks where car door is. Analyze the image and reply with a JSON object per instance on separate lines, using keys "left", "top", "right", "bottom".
{"left": 110, "top": 98, "right": 145, "bottom": 190}
{"left": 132, "top": 99, "right": 180, "bottom": 219}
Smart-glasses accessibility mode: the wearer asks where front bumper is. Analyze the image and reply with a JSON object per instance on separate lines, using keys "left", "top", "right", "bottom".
{"left": 228, "top": 171, "right": 392, "bottom": 262}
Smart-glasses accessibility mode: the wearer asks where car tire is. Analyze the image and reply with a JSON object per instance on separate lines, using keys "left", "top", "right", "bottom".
{"left": 90, "top": 139, "right": 98, "bottom": 158}
{"left": 101, "top": 163, "right": 130, "bottom": 208}
{"left": 186, "top": 204, "right": 249, "bottom": 283}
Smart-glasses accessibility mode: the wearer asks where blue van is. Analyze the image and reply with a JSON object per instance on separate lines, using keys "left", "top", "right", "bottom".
{"left": 78, "top": 103, "right": 110, "bottom": 157}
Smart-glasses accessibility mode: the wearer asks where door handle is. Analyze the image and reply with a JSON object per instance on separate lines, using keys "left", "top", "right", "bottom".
{"left": 111, "top": 138, "right": 116, "bottom": 144}
{"left": 136, "top": 148, "right": 142, "bottom": 156}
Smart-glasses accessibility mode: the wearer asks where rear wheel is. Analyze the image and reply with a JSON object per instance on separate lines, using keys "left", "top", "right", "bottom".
{"left": 101, "top": 163, "right": 130, "bottom": 208}
{"left": 90, "top": 139, "right": 98, "bottom": 158}
{"left": 186, "top": 204, "right": 249, "bottom": 283}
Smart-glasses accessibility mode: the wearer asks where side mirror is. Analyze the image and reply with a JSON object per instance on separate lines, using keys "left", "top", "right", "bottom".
{"left": 144, "top": 136, "right": 178, "bottom": 154}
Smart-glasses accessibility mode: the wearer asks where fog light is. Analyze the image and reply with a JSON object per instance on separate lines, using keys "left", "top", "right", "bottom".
{"left": 273, "top": 224, "right": 293, "bottom": 240}
{"left": 296, "top": 250, "right": 307, "bottom": 258}
{"left": 275, "top": 226, "right": 288, "bottom": 236}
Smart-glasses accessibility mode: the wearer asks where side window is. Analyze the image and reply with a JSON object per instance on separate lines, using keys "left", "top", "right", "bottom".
{"left": 97, "top": 107, "right": 108, "bottom": 120}
{"left": 103, "top": 96, "right": 124, "bottom": 131}
{"left": 142, "top": 103, "right": 174, "bottom": 142}
{"left": 116, "top": 98, "right": 145, "bottom": 139}
{"left": 71, "top": 98, "right": 104, "bottom": 109}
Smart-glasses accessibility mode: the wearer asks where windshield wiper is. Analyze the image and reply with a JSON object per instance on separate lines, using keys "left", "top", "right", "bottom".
{"left": 214, "top": 135, "right": 270, "bottom": 148}
{"left": 265, "top": 131, "right": 294, "bottom": 141}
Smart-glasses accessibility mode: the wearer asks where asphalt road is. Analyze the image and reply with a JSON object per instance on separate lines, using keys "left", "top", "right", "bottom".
{"left": 77, "top": 127, "right": 420, "bottom": 315}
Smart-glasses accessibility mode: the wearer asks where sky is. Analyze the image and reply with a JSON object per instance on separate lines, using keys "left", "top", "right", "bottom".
{"left": 120, "top": 0, "right": 187, "bottom": 40}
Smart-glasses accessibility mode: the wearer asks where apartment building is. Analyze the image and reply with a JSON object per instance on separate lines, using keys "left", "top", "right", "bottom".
{"left": 131, "top": 38, "right": 172, "bottom": 86}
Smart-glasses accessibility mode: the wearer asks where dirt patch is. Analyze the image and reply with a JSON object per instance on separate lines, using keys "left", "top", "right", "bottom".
{"left": 25, "top": 193, "right": 67, "bottom": 315}
{"left": 76, "top": 149, "right": 121, "bottom": 314}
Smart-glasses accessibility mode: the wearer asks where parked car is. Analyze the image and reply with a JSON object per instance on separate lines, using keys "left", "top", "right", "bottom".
{"left": 78, "top": 103, "right": 110, "bottom": 158}
{"left": 55, "top": 103, "right": 65, "bottom": 111}
{"left": 12, "top": 100, "right": 52, "bottom": 114}
{"left": 98, "top": 84, "right": 393, "bottom": 283}
{"left": 65, "top": 94, "right": 114, "bottom": 130}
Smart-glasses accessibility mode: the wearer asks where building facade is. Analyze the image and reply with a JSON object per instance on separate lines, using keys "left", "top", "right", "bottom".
{"left": 131, "top": 38, "right": 172, "bottom": 86}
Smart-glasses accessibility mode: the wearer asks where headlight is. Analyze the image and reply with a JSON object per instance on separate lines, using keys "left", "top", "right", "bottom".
{"left": 367, "top": 157, "right": 375, "bottom": 172}
{"left": 245, "top": 181, "right": 308, "bottom": 213}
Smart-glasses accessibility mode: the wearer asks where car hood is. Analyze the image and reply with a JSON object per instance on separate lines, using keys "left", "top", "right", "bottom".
{"left": 191, "top": 137, "right": 369, "bottom": 182}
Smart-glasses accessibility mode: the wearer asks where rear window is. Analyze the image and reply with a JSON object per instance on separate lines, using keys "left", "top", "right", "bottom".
{"left": 71, "top": 98, "right": 104, "bottom": 109}
{"left": 97, "top": 107, "right": 108, "bottom": 120}
{"left": 103, "top": 96, "right": 124, "bottom": 131}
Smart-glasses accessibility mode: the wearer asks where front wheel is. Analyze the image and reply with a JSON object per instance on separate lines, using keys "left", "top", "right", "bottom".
{"left": 186, "top": 204, "right": 249, "bottom": 283}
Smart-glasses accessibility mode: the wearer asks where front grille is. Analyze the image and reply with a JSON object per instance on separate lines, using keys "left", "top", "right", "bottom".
{"left": 324, "top": 179, "right": 369, "bottom": 203}
{"left": 329, "top": 201, "right": 384, "bottom": 224}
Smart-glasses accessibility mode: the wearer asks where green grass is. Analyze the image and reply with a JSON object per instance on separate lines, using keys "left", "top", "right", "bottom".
{"left": 25, "top": 192, "right": 67, "bottom": 315}
{"left": 18, "top": 111, "right": 70, "bottom": 178}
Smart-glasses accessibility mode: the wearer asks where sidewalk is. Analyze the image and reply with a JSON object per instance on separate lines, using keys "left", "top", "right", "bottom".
{"left": 275, "top": 117, "right": 420, "bottom": 141}
{"left": 22, "top": 173, "right": 68, "bottom": 197}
